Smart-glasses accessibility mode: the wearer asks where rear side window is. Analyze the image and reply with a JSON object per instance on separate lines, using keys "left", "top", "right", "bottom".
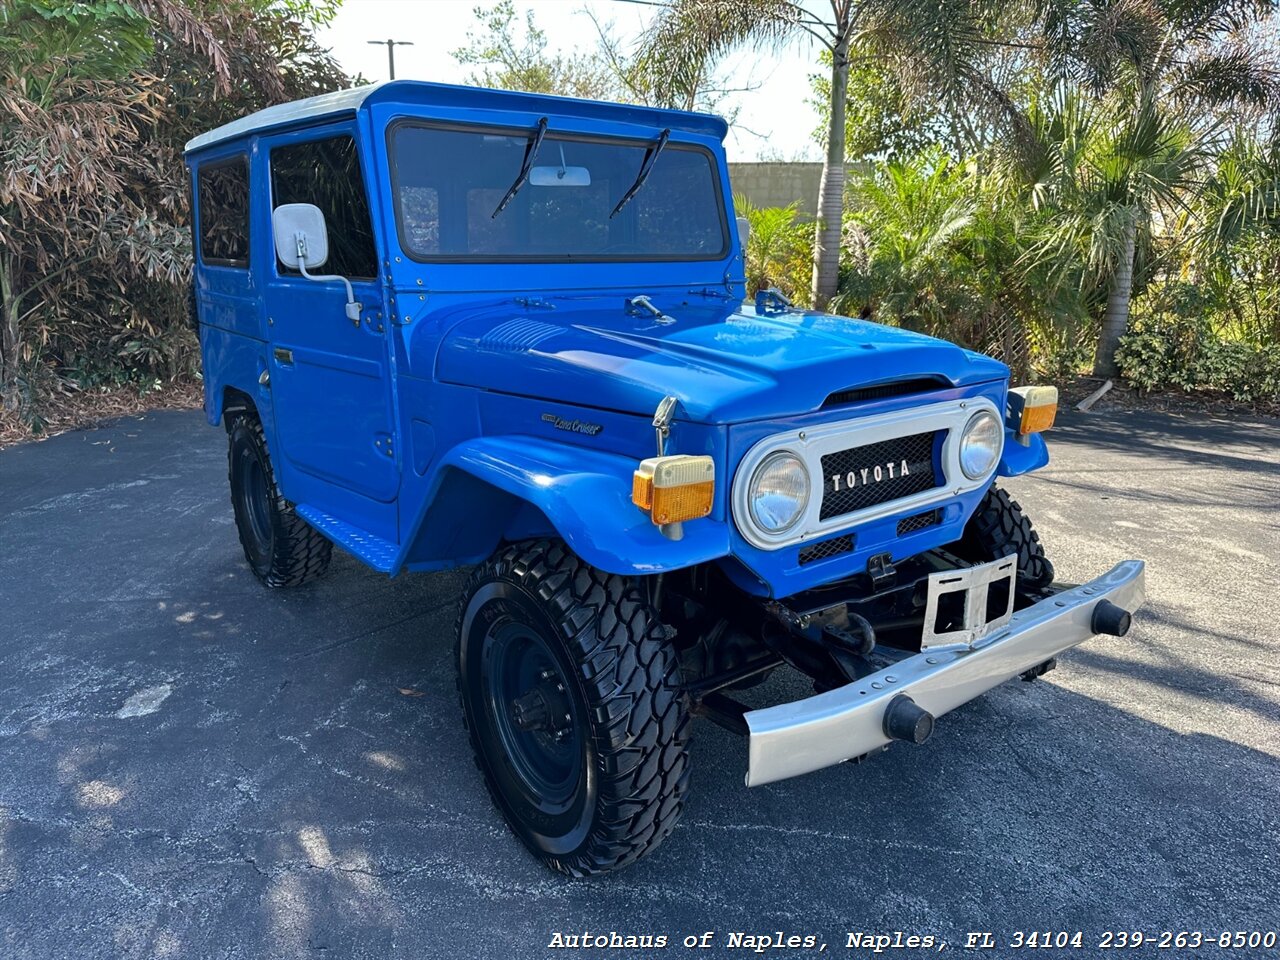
{"left": 270, "top": 135, "right": 378, "bottom": 279}
{"left": 198, "top": 156, "right": 250, "bottom": 267}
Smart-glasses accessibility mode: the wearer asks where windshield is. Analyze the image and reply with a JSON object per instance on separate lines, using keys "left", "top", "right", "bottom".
{"left": 388, "top": 123, "right": 728, "bottom": 262}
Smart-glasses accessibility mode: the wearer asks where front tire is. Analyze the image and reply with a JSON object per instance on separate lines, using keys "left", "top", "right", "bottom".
{"left": 456, "top": 540, "right": 691, "bottom": 877}
{"left": 952, "top": 484, "right": 1054, "bottom": 587}
{"left": 227, "top": 414, "right": 332, "bottom": 587}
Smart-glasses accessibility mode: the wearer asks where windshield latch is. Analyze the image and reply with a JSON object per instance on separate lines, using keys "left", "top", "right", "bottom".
{"left": 626, "top": 295, "right": 675, "bottom": 325}
{"left": 755, "top": 287, "right": 793, "bottom": 315}
{"left": 652, "top": 395, "right": 678, "bottom": 456}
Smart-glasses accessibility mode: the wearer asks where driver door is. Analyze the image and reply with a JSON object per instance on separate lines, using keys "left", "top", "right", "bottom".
{"left": 261, "top": 125, "right": 399, "bottom": 529}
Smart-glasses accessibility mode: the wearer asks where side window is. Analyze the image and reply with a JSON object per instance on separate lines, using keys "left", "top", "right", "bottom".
{"left": 198, "top": 156, "right": 250, "bottom": 267}
{"left": 270, "top": 134, "right": 378, "bottom": 279}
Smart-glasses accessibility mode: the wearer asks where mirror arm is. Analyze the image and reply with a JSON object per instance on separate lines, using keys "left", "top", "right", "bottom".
{"left": 294, "top": 233, "right": 362, "bottom": 323}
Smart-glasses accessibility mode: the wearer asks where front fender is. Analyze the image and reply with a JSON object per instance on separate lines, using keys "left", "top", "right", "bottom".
{"left": 435, "top": 436, "right": 732, "bottom": 576}
{"left": 997, "top": 430, "right": 1049, "bottom": 477}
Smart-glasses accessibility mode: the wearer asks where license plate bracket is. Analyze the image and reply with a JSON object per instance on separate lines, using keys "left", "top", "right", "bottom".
{"left": 921, "top": 555, "right": 1018, "bottom": 650}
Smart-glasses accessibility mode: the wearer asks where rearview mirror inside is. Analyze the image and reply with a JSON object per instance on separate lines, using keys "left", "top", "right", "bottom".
{"left": 529, "top": 166, "right": 592, "bottom": 187}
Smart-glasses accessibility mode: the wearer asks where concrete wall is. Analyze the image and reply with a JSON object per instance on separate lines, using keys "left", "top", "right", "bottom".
{"left": 727, "top": 162, "right": 868, "bottom": 218}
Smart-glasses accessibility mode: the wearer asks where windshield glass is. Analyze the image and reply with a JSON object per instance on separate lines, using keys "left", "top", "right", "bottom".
{"left": 389, "top": 124, "right": 728, "bottom": 262}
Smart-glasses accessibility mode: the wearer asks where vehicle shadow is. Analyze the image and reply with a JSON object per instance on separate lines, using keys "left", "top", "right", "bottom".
{"left": 1049, "top": 408, "right": 1280, "bottom": 472}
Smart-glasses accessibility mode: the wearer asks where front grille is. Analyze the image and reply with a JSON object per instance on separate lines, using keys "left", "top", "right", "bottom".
{"left": 897, "top": 508, "right": 941, "bottom": 536}
{"left": 819, "top": 430, "right": 940, "bottom": 521}
{"left": 798, "top": 535, "right": 853, "bottom": 565}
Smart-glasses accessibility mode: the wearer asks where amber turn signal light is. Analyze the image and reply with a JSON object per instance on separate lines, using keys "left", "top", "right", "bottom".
{"left": 632, "top": 455, "right": 715, "bottom": 525}
{"left": 1008, "top": 385, "right": 1058, "bottom": 435}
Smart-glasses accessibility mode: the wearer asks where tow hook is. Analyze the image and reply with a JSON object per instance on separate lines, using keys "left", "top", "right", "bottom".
{"left": 882, "top": 694, "right": 934, "bottom": 745}
{"left": 1019, "top": 657, "right": 1058, "bottom": 682}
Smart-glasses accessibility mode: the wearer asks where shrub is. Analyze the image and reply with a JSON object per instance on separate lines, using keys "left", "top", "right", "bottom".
{"left": 736, "top": 196, "right": 814, "bottom": 306}
{"left": 1117, "top": 288, "right": 1280, "bottom": 402}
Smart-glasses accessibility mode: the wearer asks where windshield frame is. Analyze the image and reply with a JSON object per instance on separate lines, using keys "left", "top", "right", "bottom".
{"left": 385, "top": 118, "right": 731, "bottom": 265}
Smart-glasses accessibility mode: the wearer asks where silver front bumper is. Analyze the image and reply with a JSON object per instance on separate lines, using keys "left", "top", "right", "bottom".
{"left": 744, "top": 560, "right": 1146, "bottom": 786}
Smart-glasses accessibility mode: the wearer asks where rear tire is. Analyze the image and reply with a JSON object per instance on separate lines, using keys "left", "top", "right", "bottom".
{"left": 953, "top": 484, "right": 1054, "bottom": 587}
{"left": 227, "top": 414, "right": 332, "bottom": 587}
{"left": 456, "top": 539, "right": 691, "bottom": 876}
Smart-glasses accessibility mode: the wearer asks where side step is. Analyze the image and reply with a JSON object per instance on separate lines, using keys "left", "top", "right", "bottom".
{"left": 295, "top": 505, "right": 400, "bottom": 574}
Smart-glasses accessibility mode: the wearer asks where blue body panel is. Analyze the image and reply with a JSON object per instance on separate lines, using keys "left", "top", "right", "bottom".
{"left": 186, "top": 80, "right": 1051, "bottom": 597}
{"left": 434, "top": 299, "right": 1007, "bottom": 424}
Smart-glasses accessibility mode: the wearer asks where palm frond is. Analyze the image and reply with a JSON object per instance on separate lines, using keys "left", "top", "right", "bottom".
{"left": 1168, "top": 48, "right": 1280, "bottom": 114}
{"left": 1074, "top": 0, "right": 1167, "bottom": 93}
{"left": 639, "top": 0, "right": 812, "bottom": 109}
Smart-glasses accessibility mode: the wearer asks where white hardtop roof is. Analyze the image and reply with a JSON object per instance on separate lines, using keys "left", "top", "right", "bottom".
{"left": 184, "top": 84, "right": 383, "bottom": 154}
{"left": 183, "top": 81, "right": 728, "bottom": 156}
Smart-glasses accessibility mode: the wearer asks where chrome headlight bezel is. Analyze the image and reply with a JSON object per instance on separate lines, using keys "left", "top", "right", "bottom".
{"left": 747, "top": 450, "right": 811, "bottom": 534}
{"left": 731, "top": 397, "right": 1004, "bottom": 552}
{"left": 958, "top": 409, "right": 1003, "bottom": 480}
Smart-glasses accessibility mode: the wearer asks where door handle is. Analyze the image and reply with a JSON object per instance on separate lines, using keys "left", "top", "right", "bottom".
{"left": 273, "top": 347, "right": 294, "bottom": 365}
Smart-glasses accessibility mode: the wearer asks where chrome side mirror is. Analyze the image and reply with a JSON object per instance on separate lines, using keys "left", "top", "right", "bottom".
{"left": 271, "top": 203, "right": 361, "bottom": 324}
{"left": 272, "top": 203, "right": 329, "bottom": 270}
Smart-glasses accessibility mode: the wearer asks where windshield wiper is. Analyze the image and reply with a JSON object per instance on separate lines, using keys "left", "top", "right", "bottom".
{"left": 609, "top": 128, "right": 670, "bottom": 219}
{"left": 492, "top": 116, "right": 549, "bottom": 218}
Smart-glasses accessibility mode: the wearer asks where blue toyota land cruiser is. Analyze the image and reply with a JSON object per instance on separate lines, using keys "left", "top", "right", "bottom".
{"left": 185, "top": 80, "right": 1146, "bottom": 877}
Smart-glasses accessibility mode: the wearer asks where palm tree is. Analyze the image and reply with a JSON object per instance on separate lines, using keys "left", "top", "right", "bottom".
{"left": 995, "top": 89, "right": 1203, "bottom": 376}
{"left": 1195, "top": 128, "right": 1280, "bottom": 342}
{"left": 1023, "top": 0, "right": 1280, "bottom": 374}
{"left": 642, "top": 0, "right": 1002, "bottom": 310}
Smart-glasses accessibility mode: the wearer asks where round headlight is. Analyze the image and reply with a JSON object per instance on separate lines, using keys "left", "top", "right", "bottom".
{"left": 959, "top": 410, "right": 1003, "bottom": 480}
{"left": 748, "top": 451, "right": 810, "bottom": 533}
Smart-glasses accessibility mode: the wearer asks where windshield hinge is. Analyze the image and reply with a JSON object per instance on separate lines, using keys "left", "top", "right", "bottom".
{"left": 690, "top": 287, "right": 733, "bottom": 301}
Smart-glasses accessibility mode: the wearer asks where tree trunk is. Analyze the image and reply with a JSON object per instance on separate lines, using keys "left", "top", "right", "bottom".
{"left": 811, "top": 27, "right": 850, "bottom": 311}
{"left": 0, "top": 255, "right": 19, "bottom": 405}
{"left": 1094, "top": 218, "right": 1137, "bottom": 377}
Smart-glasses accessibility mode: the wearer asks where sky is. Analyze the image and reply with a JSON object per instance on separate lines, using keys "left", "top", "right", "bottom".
{"left": 315, "top": 0, "right": 824, "bottom": 161}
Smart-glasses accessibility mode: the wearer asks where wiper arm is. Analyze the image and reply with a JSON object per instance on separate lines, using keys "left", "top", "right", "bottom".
{"left": 609, "top": 128, "right": 670, "bottom": 219}
{"left": 492, "top": 116, "right": 549, "bottom": 218}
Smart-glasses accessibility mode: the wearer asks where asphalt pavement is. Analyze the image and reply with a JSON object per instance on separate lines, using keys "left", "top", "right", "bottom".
{"left": 1, "top": 406, "right": 1277, "bottom": 959}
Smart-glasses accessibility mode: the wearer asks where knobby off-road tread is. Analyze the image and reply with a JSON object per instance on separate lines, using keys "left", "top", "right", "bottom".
{"left": 227, "top": 414, "right": 332, "bottom": 587}
{"left": 457, "top": 539, "right": 692, "bottom": 877}
{"left": 957, "top": 484, "right": 1054, "bottom": 586}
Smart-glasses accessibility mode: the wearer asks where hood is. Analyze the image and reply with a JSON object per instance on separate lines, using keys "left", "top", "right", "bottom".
{"left": 436, "top": 296, "right": 1008, "bottom": 424}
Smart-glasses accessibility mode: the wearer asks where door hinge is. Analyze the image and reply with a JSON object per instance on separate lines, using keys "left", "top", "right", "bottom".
{"left": 374, "top": 434, "right": 395, "bottom": 458}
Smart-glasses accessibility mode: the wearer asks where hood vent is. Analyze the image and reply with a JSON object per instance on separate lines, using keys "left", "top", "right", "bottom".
{"left": 478, "top": 318, "right": 562, "bottom": 352}
{"left": 823, "top": 377, "right": 950, "bottom": 409}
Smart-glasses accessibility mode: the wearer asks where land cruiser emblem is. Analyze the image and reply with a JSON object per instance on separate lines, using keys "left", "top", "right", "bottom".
{"left": 830, "top": 459, "right": 910, "bottom": 492}
{"left": 541, "top": 413, "right": 603, "bottom": 436}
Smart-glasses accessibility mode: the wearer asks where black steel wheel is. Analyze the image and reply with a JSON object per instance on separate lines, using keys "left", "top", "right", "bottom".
{"left": 456, "top": 539, "right": 690, "bottom": 877}
{"left": 952, "top": 484, "right": 1054, "bottom": 587}
{"left": 226, "top": 414, "right": 332, "bottom": 587}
